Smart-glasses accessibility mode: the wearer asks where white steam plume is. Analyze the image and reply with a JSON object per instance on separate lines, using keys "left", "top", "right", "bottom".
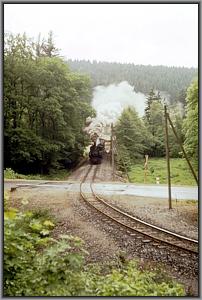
{"left": 84, "top": 81, "right": 147, "bottom": 142}
{"left": 92, "top": 81, "right": 147, "bottom": 124}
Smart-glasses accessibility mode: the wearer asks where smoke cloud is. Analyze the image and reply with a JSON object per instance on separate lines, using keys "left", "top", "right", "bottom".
{"left": 92, "top": 81, "right": 147, "bottom": 124}
{"left": 84, "top": 83, "right": 177, "bottom": 143}
{"left": 84, "top": 81, "right": 147, "bottom": 141}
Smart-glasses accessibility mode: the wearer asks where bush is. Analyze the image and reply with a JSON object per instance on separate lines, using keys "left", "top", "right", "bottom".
{"left": 4, "top": 191, "right": 10, "bottom": 210}
{"left": 4, "top": 207, "right": 88, "bottom": 296}
{"left": 4, "top": 208, "right": 185, "bottom": 296}
{"left": 4, "top": 168, "right": 19, "bottom": 179}
{"left": 93, "top": 261, "right": 185, "bottom": 296}
{"left": 4, "top": 167, "right": 69, "bottom": 180}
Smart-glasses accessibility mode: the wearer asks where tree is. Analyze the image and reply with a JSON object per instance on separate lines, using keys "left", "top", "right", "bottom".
{"left": 148, "top": 101, "right": 165, "bottom": 157}
{"left": 41, "top": 31, "right": 59, "bottom": 57}
{"left": 143, "top": 91, "right": 165, "bottom": 157}
{"left": 175, "top": 89, "right": 186, "bottom": 114}
{"left": 67, "top": 59, "right": 197, "bottom": 100}
{"left": 115, "top": 107, "right": 152, "bottom": 169}
{"left": 182, "top": 79, "right": 198, "bottom": 159}
{"left": 167, "top": 104, "right": 185, "bottom": 158}
{"left": 144, "top": 89, "right": 161, "bottom": 123}
{"left": 4, "top": 32, "right": 94, "bottom": 174}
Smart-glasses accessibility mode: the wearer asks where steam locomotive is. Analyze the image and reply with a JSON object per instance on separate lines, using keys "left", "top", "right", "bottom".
{"left": 89, "top": 139, "right": 105, "bottom": 164}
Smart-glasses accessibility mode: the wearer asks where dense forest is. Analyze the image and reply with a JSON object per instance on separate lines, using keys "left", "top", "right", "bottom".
{"left": 4, "top": 32, "right": 94, "bottom": 174}
{"left": 67, "top": 59, "right": 197, "bottom": 102}
{"left": 4, "top": 32, "right": 198, "bottom": 176}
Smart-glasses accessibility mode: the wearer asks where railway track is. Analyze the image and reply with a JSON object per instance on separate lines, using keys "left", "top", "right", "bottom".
{"left": 80, "top": 164, "right": 198, "bottom": 255}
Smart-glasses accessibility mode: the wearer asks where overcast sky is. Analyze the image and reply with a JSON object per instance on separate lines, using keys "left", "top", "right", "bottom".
{"left": 4, "top": 3, "right": 198, "bottom": 68}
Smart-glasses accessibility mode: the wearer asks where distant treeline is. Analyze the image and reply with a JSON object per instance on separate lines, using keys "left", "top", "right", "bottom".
{"left": 67, "top": 59, "right": 197, "bottom": 102}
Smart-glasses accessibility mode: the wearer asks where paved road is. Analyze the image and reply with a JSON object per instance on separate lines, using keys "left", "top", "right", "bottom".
{"left": 4, "top": 180, "right": 198, "bottom": 200}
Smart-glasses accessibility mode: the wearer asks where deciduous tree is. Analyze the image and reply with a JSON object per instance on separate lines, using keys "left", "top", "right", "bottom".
{"left": 183, "top": 79, "right": 198, "bottom": 159}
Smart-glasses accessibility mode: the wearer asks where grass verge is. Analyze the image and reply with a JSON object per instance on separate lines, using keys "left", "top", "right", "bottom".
{"left": 128, "top": 158, "right": 198, "bottom": 186}
{"left": 4, "top": 168, "right": 70, "bottom": 181}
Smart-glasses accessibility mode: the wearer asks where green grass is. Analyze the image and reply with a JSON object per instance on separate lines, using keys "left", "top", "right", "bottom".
{"left": 129, "top": 158, "right": 198, "bottom": 186}
{"left": 4, "top": 168, "right": 70, "bottom": 181}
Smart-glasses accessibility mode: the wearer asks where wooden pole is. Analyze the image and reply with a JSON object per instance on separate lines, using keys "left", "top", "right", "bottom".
{"left": 111, "top": 123, "right": 115, "bottom": 180}
{"left": 110, "top": 123, "right": 113, "bottom": 166}
{"left": 167, "top": 113, "right": 198, "bottom": 185}
{"left": 164, "top": 106, "right": 172, "bottom": 209}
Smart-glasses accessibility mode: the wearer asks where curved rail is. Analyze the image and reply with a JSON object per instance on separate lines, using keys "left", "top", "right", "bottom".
{"left": 92, "top": 188, "right": 198, "bottom": 243}
{"left": 80, "top": 164, "right": 198, "bottom": 254}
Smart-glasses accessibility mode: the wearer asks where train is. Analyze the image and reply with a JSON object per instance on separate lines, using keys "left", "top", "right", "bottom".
{"left": 89, "top": 139, "right": 105, "bottom": 164}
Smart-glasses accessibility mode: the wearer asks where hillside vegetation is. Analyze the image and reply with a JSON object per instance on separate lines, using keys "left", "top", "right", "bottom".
{"left": 67, "top": 59, "right": 197, "bottom": 102}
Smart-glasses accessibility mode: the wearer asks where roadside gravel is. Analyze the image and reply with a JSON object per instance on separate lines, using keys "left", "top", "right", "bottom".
{"left": 99, "top": 194, "right": 198, "bottom": 241}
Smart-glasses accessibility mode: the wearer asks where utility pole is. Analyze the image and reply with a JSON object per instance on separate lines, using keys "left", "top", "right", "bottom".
{"left": 111, "top": 123, "right": 115, "bottom": 180}
{"left": 167, "top": 113, "right": 198, "bottom": 185}
{"left": 164, "top": 105, "right": 172, "bottom": 209}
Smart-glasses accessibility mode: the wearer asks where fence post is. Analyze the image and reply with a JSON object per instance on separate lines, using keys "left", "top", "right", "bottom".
{"left": 164, "top": 105, "right": 172, "bottom": 209}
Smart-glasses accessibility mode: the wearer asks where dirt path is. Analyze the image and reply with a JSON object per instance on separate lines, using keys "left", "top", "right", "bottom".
{"left": 68, "top": 153, "right": 114, "bottom": 182}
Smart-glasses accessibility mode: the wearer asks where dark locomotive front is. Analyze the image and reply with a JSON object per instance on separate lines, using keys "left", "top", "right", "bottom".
{"left": 89, "top": 139, "right": 105, "bottom": 164}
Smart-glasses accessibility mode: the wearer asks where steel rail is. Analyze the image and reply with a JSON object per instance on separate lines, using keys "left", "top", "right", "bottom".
{"left": 91, "top": 188, "right": 198, "bottom": 244}
{"left": 91, "top": 184, "right": 198, "bottom": 254}
{"left": 80, "top": 163, "right": 198, "bottom": 255}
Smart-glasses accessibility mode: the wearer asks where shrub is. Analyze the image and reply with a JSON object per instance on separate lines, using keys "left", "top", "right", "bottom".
{"left": 93, "top": 261, "right": 185, "bottom": 296}
{"left": 4, "top": 208, "right": 185, "bottom": 296}
{"left": 4, "top": 168, "right": 19, "bottom": 179}
{"left": 4, "top": 167, "right": 69, "bottom": 180}
{"left": 4, "top": 191, "right": 10, "bottom": 209}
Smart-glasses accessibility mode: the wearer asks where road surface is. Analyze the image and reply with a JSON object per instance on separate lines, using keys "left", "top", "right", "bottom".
{"left": 4, "top": 180, "right": 198, "bottom": 200}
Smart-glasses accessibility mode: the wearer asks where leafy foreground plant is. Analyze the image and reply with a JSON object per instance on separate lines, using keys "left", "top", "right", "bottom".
{"left": 4, "top": 208, "right": 185, "bottom": 296}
